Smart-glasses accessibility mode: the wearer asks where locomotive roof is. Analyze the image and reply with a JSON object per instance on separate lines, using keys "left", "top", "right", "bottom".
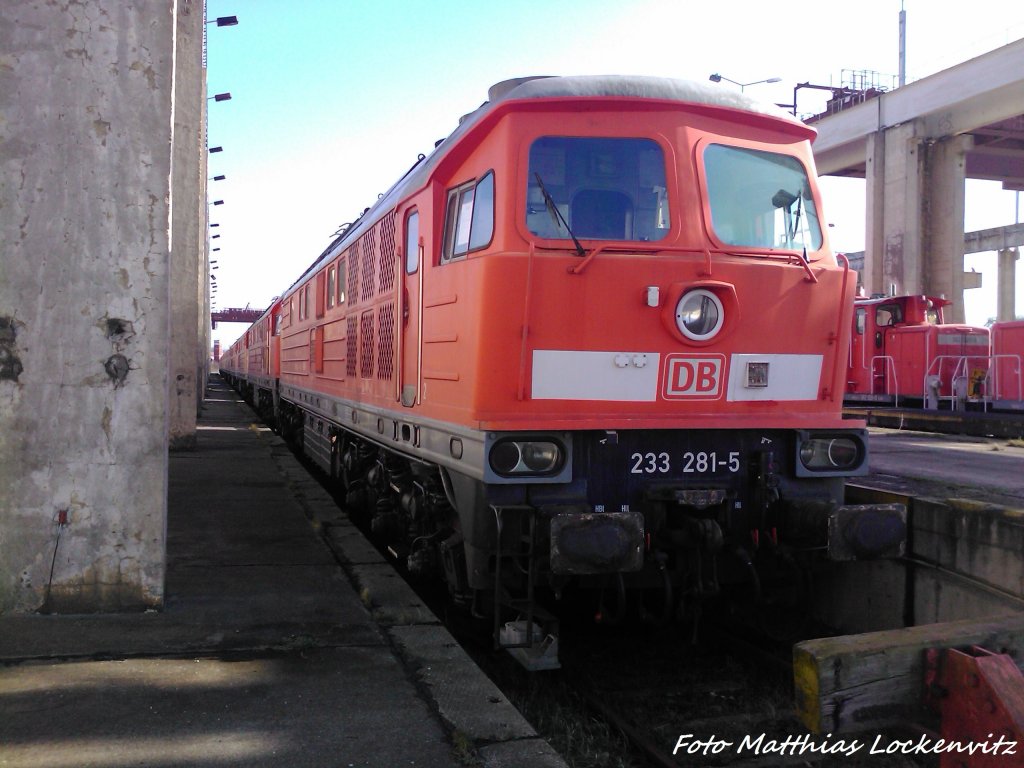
{"left": 493, "top": 75, "right": 804, "bottom": 125}
{"left": 293, "top": 75, "right": 813, "bottom": 291}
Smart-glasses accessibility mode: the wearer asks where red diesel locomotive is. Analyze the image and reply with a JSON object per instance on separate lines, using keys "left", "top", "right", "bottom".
{"left": 846, "top": 294, "right": 991, "bottom": 407}
{"left": 221, "top": 76, "right": 904, "bottom": 663}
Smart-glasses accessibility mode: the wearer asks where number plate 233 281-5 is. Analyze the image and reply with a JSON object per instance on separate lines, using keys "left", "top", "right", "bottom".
{"left": 629, "top": 451, "right": 740, "bottom": 475}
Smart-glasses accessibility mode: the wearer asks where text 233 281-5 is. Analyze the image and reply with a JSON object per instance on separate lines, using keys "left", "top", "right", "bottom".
{"left": 630, "top": 451, "right": 740, "bottom": 475}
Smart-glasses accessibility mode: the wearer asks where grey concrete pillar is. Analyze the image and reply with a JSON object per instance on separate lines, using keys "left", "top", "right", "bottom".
{"left": 881, "top": 122, "right": 924, "bottom": 296}
{"left": 998, "top": 248, "right": 1020, "bottom": 322}
{"left": 864, "top": 132, "right": 886, "bottom": 296}
{"left": 169, "top": 1, "right": 204, "bottom": 449}
{"left": 922, "top": 135, "right": 971, "bottom": 323}
{"left": 0, "top": 0, "right": 176, "bottom": 613}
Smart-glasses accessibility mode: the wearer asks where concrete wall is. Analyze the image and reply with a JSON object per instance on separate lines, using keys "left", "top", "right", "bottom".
{"left": 0, "top": 0, "right": 178, "bottom": 613}
{"left": 813, "top": 490, "right": 1024, "bottom": 634}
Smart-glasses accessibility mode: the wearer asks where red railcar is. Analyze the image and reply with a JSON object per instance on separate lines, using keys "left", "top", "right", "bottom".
{"left": 846, "top": 294, "right": 990, "bottom": 407}
{"left": 221, "top": 76, "right": 904, "bottom": 663}
{"left": 991, "top": 320, "right": 1024, "bottom": 408}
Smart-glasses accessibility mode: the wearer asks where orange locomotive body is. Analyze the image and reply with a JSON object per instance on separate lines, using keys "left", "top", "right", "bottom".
{"left": 846, "top": 294, "right": 990, "bottom": 407}
{"left": 221, "top": 76, "right": 904, "bottom": 656}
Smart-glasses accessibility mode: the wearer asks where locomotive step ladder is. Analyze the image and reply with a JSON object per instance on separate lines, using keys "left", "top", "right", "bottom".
{"left": 490, "top": 504, "right": 560, "bottom": 671}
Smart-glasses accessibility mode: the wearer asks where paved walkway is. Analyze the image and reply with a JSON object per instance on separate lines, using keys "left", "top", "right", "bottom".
{"left": 0, "top": 377, "right": 565, "bottom": 768}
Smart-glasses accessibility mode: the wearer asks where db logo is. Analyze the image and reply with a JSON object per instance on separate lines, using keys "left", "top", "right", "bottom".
{"left": 663, "top": 354, "right": 725, "bottom": 399}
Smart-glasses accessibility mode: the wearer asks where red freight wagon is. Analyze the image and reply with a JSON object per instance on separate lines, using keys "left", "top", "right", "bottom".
{"left": 991, "top": 320, "right": 1024, "bottom": 408}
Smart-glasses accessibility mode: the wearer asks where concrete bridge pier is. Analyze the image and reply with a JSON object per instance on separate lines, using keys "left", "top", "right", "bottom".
{"left": 865, "top": 124, "right": 972, "bottom": 321}
{"left": 0, "top": 0, "right": 205, "bottom": 614}
{"left": 998, "top": 247, "right": 1019, "bottom": 321}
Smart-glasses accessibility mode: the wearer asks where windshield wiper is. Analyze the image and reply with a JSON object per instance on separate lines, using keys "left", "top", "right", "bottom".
{"left": 534, "top": 172, "right": 585, "bottom": 256}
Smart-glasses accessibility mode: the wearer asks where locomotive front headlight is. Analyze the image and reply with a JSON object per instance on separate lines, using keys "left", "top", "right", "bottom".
{"left": 675, "top": 289, "right": 724, "bottom": 341}
{"left": 489, "top": 441, "right": 522, "bottom": 475}
{"left": 799, "top": 436, "right": 863, "bottom": 471}
{"left": 521, "top": 442, "right": 561, "bottom": 472}
{"left": 489, "top": 439, "right": 565, "bottom": 476}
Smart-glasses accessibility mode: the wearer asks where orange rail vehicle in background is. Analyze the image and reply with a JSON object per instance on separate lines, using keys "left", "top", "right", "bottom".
{"left": 221, "top": 76, "right": 905, "bottom": 666}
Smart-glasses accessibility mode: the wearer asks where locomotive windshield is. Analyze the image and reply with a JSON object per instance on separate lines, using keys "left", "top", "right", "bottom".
{"left": 526, "top": 137, "right": 670, "bottom": 242}
{"left": 704, "top": 144, "right": 822, "bottom": 252}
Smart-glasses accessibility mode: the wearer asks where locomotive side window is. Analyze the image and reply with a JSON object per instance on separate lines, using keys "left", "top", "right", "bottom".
{"left": 526, "top": 137, "right": 669, "bottom": 242}
{"left": 704, "top": 144, "right": 822, "bottom": 252}
{"left": 875, "top": 305, "right": 901, "bottom": 327}
{"left": 441, "top": 171, "right": 495, "bottom": 263}
{"left": 337, "top": 260, "right": 347, "bottom": 305}
{"left": 469, "top": 174, "right": 494, "bottom": 250}
{"left": 855, "top": 307, "right": 866, "bottom": 335}
{"left": 405, "top": 210, "right": 419, "bottom": 274}
{"left": 327, "top": 266, "right": 336, "bottom": 309}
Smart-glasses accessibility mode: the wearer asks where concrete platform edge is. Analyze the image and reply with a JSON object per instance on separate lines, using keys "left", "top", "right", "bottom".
{"left": 255, "top": 422, "right": 569, "bottom": 767}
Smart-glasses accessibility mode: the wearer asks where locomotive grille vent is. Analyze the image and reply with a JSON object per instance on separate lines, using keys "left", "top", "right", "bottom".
{"left": 361, "top": 227, "right": 377, "bottom": 303}
{"left": 378, "top": 212, "right": 397, "bottom": 295}
{"left": 346, "top": 316, "right": 358, "bottom": 378}
{"left": 348, "top": 242, "right": 359, "bottom": 308}
{"left": 359, "top": 310, "right": 375, "bottom": 378}
{"left": 377, "top": 301, "right": 395, "bottom": 381}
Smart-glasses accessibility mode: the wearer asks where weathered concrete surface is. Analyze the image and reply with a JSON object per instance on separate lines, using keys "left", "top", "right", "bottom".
{"left": 168, "top": 0, "right": 205, "bottom": 449}
{"left": 812, "top": 429, "right": 1024, "bottom": 635}
{"left": 0, "top": 1, "right": 179, "bottom": 612}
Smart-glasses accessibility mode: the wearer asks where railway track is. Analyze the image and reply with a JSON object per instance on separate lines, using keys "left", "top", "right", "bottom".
{"left": 517, "top": 618, "right": 933, "bottom": 768}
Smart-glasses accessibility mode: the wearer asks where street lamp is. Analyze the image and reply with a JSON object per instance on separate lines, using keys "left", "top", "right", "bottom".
{"left": 209, "top": 92, "right": 232, "bottom": 102}
{"left": 207, "top": 15, "right": 238, "bottom": 26}
{"left": 210, "top": 175, "right": 226, "bottom": 181}
{"left": 209, "top": 146, "right": 223, "bottom": 154}
{"left": 708, "top": 74, "right": 782, "bottom": 92}
{"left": 210, "top": 200, "right": 224, "bottom": 206}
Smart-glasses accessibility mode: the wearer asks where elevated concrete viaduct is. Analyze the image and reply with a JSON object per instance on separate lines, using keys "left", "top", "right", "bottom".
{"left": 811, "top": 39, "right": 1024, "bottom": 322}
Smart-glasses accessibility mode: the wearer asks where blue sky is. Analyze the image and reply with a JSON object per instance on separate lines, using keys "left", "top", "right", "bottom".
{"left": 205, "top": 0, "right": 1024, "bottom": 345}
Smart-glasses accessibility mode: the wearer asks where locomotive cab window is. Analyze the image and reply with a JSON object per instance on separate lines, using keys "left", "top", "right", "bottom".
{"left": 327, "top": 266, "right": 336, "bottom": 309}
{"left": 441, "top": 172, "right": 494, "bottom": 263}
{"left": 405, "top": 210, "right": 420, "bottom": 274}
{"left": 704, "top": 144, "right": 822, "bottom": 252}
{"left": 526, "top": 136, "right": 669, "bottom": 242}
{"left": 876, "top": 305, "right": 902, "bottom": 327}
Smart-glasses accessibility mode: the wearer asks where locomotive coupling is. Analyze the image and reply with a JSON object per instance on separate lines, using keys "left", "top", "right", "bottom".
{"left": 784, "top": 501, "right": 907, "bottom": 560}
